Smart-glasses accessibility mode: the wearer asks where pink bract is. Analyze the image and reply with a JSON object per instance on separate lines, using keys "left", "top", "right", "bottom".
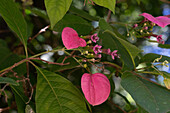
{"left": 139, "top": 13, "right": 170, "bottom": 28}
{"left": 81, "top": 73, "right": 110, "bottom": 106}
{"left": 62, "top": 27, "right": 86, "bottom": 49}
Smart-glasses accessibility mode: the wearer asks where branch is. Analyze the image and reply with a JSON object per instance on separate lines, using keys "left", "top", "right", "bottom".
{"left": 28, "top": 25, "right": 50, "bottom": 43}
{"left": 0, "top": 107, "right": 10, "bottom": 112}
{"left": 0, "top": 83, "right": 9, "bottom": 102}
{"left": 160, "top": 0, "right": 170, "bottom": 3}
{"left": 0, "top": 57, "right": 69, "bottom": 76}
{"left": 106, "top": 10, "right": 112, "bottom": 23}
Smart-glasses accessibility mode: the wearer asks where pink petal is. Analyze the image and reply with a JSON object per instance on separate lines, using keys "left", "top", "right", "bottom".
{"left": 111, "top": 55, "right": 115, "bottom": 60}
{"left": 81, "top": 73, "right": 110, "bottom": 106}
{"left": 112, "top": 50, "right": 118, "bottom": 54}
{"left": 155, "top": 16, "right": 170, "bottom": 28}
{"left": 139, "top": 13, "right": 158, "bottom": 24}
{"left": 140, "top": 13, "right": 170, "bottom": 28}
{"left": 62, "top": 27, "right": 86, "bottom": 49}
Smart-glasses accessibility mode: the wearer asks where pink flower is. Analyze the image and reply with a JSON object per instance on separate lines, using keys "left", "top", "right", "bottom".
{"left": 102, "top": 48, "right": 111, "bottom": 55}
{"left": 91, "top": 33, "right": 99, "bottom": 43}
{"left": 95, "top": 54, "right": 102, "bottom": 58}
{"left": 143, "top": 26, "right": 148, "bottom": 30}
{"left": 133, "top": 24, "right": 138, "bottom": 28}
{"left": 62, "top": 27, "right": 86, "bottom": 49}
{"left": 111, "top": 50, "right": 119, "bottom": 60}
{"left": 93, "top": 45, "right": 102, "bottom": 54}
{"left": 156, "top": 35, "right": 164, "bottom": 44}
{"left": 139, "top": 13, "right": 170, "bottom": 28}
{"left": 81, "top": 73, "right": 110, "bottom": 106}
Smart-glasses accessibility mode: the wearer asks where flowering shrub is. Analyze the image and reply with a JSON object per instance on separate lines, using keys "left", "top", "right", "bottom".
{"left": 0, "top": 0, "right": 170, "bottom": 113}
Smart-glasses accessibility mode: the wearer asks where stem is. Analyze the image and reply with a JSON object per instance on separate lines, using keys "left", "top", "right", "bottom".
{"left": 24, "top": 46, "right": 28, "bottom": 59}
{"left": 102, "top": 62, "right": 122, "bottom": 70}
{"left": 64, "top": 50, "right": 91, "bottom": 73}
{"left": 28, "top": 25, "right": 50, "bottom": 43}
{"left": 0, "top": 59, "right": 28, "bottom": 74}
{"left": 0, "top": 57, "right": 69, "bottom": 75}
{"left": 136, "top": 71, "right": 160, "bottom": 75}
{"left": 106, "top": 10, "right": 112, "bottom": 23}
{"left": 30, "top": 48, "right": 63, "bottom": 58}
{"left": 131, "top": 71, "right": 163, "bottom": 86}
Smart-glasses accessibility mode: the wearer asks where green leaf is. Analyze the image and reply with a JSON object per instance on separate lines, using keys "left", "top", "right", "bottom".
{"left": 0, "top": 39, "right": 8, "bottom": 47}
{"left": 0, "top": 77, "right": 19, "bottom": 86}
{"left": 118, "top": 38, "right": 142, "bottom": 59}
{"left": 0, "top": 48, "right": 26, "bottom": 76}
{"left": 99, "top": 19, "right": 142, "bottom": 59}
{"left": 136, "top": 0, "right": 141, "bottom": 4}
{"left": 11, "top": 86, "right": 27, "bottom": 113}
{"left": 45, "top": 0, "right": 72, "bottom": 29}
{"left": 93, "top": 0, "right": 116, "bottom": 13}
{"left": 54, "top": 14, "right": 93, "bottom": 35}
{"left": 164, "top": 78, "right": 170, "bottom": 90}
{"left": 140, "top": 53, "right": 170, "bottom": 63}
{"left": 99, "top": 31, "right": 134, "bottom": 70}
{"left": 121, "top": 72, "right": 170, "bottom": 113}
{"left": 36, "top": 67, "right": 89, "bottom": 113}
{"left": 99, "top": 19, "right": 113, "bottom": 31}
{"left": 1, "top": 54, "right": 26, "bottom": 76}
{"left": 158, "top": 44, "right": 170, "bottom": 49}
{"left": 0, "top": 0, "right": 27, "bottom": 47}
{"left": 29, "top": 7, "right": 48, "bottom": 19}
{"left": 99, "top": 30, "right": 141, "bottom": 70}
{"left": 69, "top": 6, "right": 99, "bottom": 21}
{"left": 111, "top": 26, "right": 127, "bottom": 40}
{"left": 99, "top": 19, "right": 126, "bottom": 40}
{"left": 11, "top": 85, "right": 35, "bottom": 113}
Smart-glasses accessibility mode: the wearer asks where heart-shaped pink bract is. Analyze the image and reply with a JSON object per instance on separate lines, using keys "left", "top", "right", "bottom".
{"left": 139, "top": 13, "right": 170, "bottom": 28}
{"left": 81, "top": 73, "right": 110, "bottom": 106}
{"left": 62, "top": 27, "right": 86, "bottom": 49}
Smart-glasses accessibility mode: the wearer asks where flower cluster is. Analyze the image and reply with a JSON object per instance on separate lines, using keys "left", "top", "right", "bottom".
{"left": 139, "top": 13, "right": 170, "bottom": 28}
{"left": 61, "top": 27, "right": 111, "bottom": 106}
{"left": 128, "top": 13, "right": 170, "bottom": 44}
{"left": 90, "top": 33, "right": 119, "bottom": 60}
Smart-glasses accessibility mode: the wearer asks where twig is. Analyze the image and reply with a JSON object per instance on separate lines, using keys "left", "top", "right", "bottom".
{"left": 131, "top": 71, "right": 163, "bottom": 86}
{"left": 26, "top": 78, "right": 34, "bottom": 104}
{"left": 0, "top": 57, "right": 69, "bottom": 76}
{"left": 0, "top": 30, "right": 10, "bottom": 34}
{"left": 129, "top": 108, "right": 138, "bottom": 113}
{"left": 0, "top": 83, "right": 9, "bottom": 102}
{"left": 12, "top": 25, "right": 50, "bottom": 50}
{"left": 107, "top": 10, "right": 112, "bottom": 22}
{"left": 102, "top": 62, "right": 122, "bottom": 70}
{"left": 0, "top": 107, "right": 10, "bottom": 112}
{"left": 29, "top": 57, "right": 70, "bottom": 65}
{"left": 160, "top": 0, "right": 170, "bottom": 3}
{"left": 28, "top": 25, "right": 50, "bottom": 43}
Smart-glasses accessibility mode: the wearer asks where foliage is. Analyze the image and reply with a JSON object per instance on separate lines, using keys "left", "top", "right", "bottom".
{"left": 0, "top": 0, "right": 170, "bottom": 113}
